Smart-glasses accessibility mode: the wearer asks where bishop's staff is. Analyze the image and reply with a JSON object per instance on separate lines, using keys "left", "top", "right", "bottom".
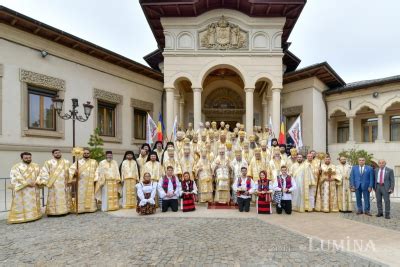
{"left": 71, "top": 147, "right": 84, "bottom": 214}
{"left": 315, "top": 152, "right": 326, "bottom": 200}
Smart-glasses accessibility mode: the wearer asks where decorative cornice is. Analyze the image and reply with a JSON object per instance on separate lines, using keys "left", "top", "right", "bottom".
{"left": 20, "top": 69, "right": 65, "bottom": 90}
{"left": 130, "top": 98, "right": 153, "bottom": 111}
{"left": 93, "top": 88, "right": 122, "bottom": 104}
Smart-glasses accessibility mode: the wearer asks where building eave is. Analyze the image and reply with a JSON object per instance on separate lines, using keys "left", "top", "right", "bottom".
{"left": 283, "top": 62, "right": 345, "bottom": 89}
{"left": 0, "top": 5, "right": 164, "bottom": 82}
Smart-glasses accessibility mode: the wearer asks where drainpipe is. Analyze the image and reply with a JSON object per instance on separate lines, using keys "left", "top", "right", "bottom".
{"left": 161, "top": 89, "right": 165, "bottom": 122}
{"left": 323, "top": 94, "right": 329, "bottom": 154}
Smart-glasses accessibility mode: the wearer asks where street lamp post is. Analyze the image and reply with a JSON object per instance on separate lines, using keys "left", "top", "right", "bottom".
{"left": 52, "top": 97, "right": 94, "bottom": 214}
{"left": 52, "top": 98, "right": 94, "bottom": 148}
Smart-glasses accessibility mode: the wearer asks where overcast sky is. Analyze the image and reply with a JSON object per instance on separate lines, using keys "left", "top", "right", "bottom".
{"left": 1, "top": 0, "right": 399, "bottom": 83}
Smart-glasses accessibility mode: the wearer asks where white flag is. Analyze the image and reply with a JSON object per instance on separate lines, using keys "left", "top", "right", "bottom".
{"left": 288, "top": 115, "right": 303, "bottom": 148}
{"left": 268, "top": 115, "right": 274, "bottom": 147}
{"left": 146, "top": 113, "right": 157, "bottom": 145}
{"left": 172, "top": 116, "right": 178, "bottom": 142}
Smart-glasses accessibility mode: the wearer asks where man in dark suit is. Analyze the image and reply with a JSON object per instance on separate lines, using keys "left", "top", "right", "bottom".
{"left": 350, "top": 157, "right": 374, "bottom": 216}
{"left": 375, "top": 159, "right": 395, "bottom": 219}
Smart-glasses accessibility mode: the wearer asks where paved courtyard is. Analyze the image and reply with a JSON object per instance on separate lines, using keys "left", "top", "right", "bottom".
{"left": 0, "top": 211, "right": 382, "bottom": 266}
{"left": 341, "top": 202, "right": 399, "bottom": 232}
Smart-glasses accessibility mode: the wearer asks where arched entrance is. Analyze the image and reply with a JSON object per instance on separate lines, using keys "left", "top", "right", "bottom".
{"left": 203, "top": 87, "right": 244, "bottom": 127}
{"left": 202, "top": 67, "right": 245, "bottom": 128}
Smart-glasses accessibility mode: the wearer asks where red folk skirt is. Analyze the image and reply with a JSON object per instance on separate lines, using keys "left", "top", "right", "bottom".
{"left": 257, "top": 193, "right": 272, "bottom": 214}
{"left": 182, "top": 193, "right": 196, "bottom": 212}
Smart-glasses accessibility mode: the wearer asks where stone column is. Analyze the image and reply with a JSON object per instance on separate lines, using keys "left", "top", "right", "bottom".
{"left": 174, "top": 93, "right": 180, "bottom": 128}
{"left": 165, "top": 88, "right": 175, "bottom": 135}
{"left": 271, "top": 88, "right": 282, "bottom": 137}
{"left": 245, "top": 88, "right": 255, "bottom": 134}
{"left": 192, "top": 87, "right": 202, "bottom": 131}
{"left": 347, "top": 116, "right": 355, "bottom": 144}
{"left": 376, "top": 113, "right": 385, "bottom": 142}
{"left": 179, "top": 99, "right": 185, "bottom": 128}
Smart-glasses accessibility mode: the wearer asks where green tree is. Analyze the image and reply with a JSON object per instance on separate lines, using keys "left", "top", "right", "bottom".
{"left": 338, "top": 148, "right": 374, "bottom": 166}
{"left": 88, "top": 128, "right": 105, "bottom": 162}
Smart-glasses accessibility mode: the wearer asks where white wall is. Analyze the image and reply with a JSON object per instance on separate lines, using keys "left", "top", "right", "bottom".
{"left": 0, "top": 26, "right": 163, "bottom": 177}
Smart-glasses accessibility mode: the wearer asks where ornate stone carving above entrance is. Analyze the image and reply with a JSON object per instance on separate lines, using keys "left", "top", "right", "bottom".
{"left": 199, "top": 16, "right": 248, "bottom": 50}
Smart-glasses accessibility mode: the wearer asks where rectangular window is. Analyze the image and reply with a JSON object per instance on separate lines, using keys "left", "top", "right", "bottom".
{"left": 390, "top": 115, "right": 400, "bottom": 141}
{"left": 28, "top": 87, "right": 56, "bottom": 130}
{"left": 134, "top": 109, "right": 147, "bottom": 140}
{"left": 337, "top": 121, "right": 349, "bottom": 143}
{"left": 362, "top": 118, "right": 378, "bottom": 142}
{"left": 98, "top": 101, "right": 116, "bottom": 137}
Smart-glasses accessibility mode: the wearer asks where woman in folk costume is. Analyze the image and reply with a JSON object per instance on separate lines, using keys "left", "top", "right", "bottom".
{"left": 194, "top": 148, "right": 214, "bottom": 203}
{"left": 256, "top": 171, "right": 274, "bottom": 214}
{"left": 142, "top": 151, "right": 163, "bottom": 207}
{"left": 136, "top": 172, "right": 157, "bottom": 215}
{"left": 8, "top": 152, "right": 42, "bottom": 224}
{"left": 181, "top": 172, "right": 198, "bottom": 212}
{"left": 119, "top": 151, "right": 140, "bottom": 209}
{"left": 152, "top": 141, "right": 164, "bottom": 161}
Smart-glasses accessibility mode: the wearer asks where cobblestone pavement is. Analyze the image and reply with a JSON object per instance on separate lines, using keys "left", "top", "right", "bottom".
{"left": 0, "top": 213, "right": 382, "bottom": 266}
{"left": 341, "top": 202, "right": 399, "bottom": 232}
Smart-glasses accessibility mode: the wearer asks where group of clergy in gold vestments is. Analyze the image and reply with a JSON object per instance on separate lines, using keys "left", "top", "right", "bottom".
{"left": 8, "top": 121, "right": 354, "bottom": 224}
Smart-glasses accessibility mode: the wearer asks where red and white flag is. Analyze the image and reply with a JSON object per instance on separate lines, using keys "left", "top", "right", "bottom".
{"left": 288, "top": 115, "right": 303, "bottom": 148}
{"left": 146, "top": 113, "right": 157, "bottom": 145}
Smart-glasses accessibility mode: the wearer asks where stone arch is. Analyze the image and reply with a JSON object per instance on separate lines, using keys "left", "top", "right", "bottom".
{"left": 197, "top": 59, "right": 248, "bottom": 88}
{"left": 164, "top": 72, "right": 195, "bottom": 89}
{"left": 381, "top": 95, "right": 400, "bottom": 112}
{"left": 252, "top": 73, "right": 275, "bottom": 89}
{"left": 351, "top": 101, "right": 379, "bottom": 116}
{"left": 329, "top": 106, "right": 349, "bottom": 118}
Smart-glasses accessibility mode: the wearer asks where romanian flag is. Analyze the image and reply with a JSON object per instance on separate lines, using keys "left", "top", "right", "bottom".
{"left": 278, "top": 118, "right": 286, "bottom": 144}
{"left": 157, "top": 112, "right": 164, "bottom": 141}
